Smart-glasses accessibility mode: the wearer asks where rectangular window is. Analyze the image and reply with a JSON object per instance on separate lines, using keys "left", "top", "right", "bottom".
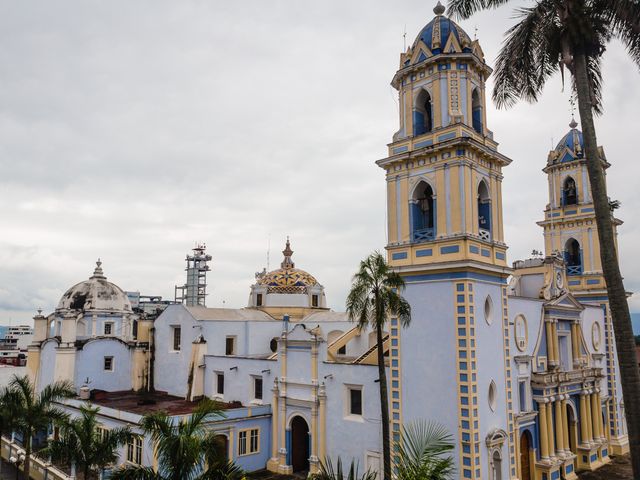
{"left": 349, "top": 387, "right": 363, "bottom": 416}
{"left": 519, "top": 380, "right": 528, "bottom": 412}
{"left": 127, "top": 435, "right": 143, "bottom": 465}
{"left": 312, "top": 294, "right": 319, "bottom": 307}
{"left": 97, "top": 426, "right": 109, "bottom": 441}
{"left": 104, "top": 322, "right": 113, "bottom": 335}
{"left": 256, "top": 293, "right": 263, "bottom": 306}
{"left": 225, "top": 336, "right": 236, "bottom": 356}
{"left": 216, "top": 373, "right": 224, "bottom": 395}
{"left": 238, "top": 428, "right": 259, "bottom": 456}
{"left": 254, "top": 377, "right": 263, "bottom": 400}
{"left": 337, "top": 345, "right": 346, "bottom": 355}
{"left": 172, "top": 326, "right": 181, "bottom": 351}
{"left": 104, "top": 356, "right": 113, "bottom": 371}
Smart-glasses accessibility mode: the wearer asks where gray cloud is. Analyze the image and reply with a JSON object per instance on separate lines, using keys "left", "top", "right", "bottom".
{"left": 1, "top": 0, "right": 639, "bottom": 323}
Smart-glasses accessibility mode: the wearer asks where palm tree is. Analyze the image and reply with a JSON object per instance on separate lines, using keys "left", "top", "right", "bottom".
{"left": 109, "top": 398, "right": 243, "bottom": 480}
{"left": 0, "top": 386, "right": 20, "bottom": 478}
{"left": 8, "top": 374, "right": 76, "bottom": 480}
{"left": 445, "top": 0, "right": 640, "bottom": 474}
{"left": 346, "top": 252, "right": 411, "bottom": 480}
{"left": 43, "top": 404, "right": 130, "bottom": 479}
{"left": 395, "top": 421, "right": 455, "bottom": 480}
{"left": 313, "top": 458, "right": 377, "bottom": 480}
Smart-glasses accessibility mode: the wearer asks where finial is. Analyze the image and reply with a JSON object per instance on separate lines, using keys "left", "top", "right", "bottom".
{"left": 91, "top": 258, "right": 106, "bottom": 279}
{"left": 434, "top": 1, "right": 446, "bottom": 15}
{"left": 281, "top": 237, "right": 295, "bottom": 269}
{"left": 569, "top": 117, "right": 578, "bottom": 129}
{"left": 36, "top": 308, "right": 43, "bottom": 316}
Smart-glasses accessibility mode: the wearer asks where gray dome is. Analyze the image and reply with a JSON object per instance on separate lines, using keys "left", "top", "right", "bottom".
{"left": 57, "top": 260, "right": 132, "bottom": 313}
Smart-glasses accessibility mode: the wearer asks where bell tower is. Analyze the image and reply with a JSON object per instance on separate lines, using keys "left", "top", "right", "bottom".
{"left": 538, "top": 119, "right": 628, "bottom": 454}
{"left": 377, "top": 3, "right": 516, "bottom": 479}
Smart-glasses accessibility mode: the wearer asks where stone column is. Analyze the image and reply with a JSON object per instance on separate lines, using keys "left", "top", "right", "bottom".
{"left": 547, "top": 397, "right": 556, "bottom": 457}
{"left": 584, "top": 391, "right": 594, "bottom": 443}
{"left": 561, "top": 396, "right": 570, "bottom": 454}
{"left": 591, "top": 392, "right": 602, "bottom": 441}
{"left": 552, "top": 322, "right": 560, "bottom": 366}
{"left": 555, "top": 398, "right": 565, "bottom": 456}
{"left": 539, "top": 401, "right": 550, "bottom": 460}
{"left": 318, "top": 383, "right": 327, "bottom": 463}
{"left": 580, "top": 392, "right": 590, "bottom": 446}
{"left": 271, "top": 381, "right": 279, "bottom": 459}
{"left": 546, "top": 322, "right": 555, "bottom": 366}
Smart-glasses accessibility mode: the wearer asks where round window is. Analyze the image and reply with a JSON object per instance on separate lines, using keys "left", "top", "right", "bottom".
{"left": 270, "top": 338, "right": 278, "bottom": 353}
{"left": 592, "top": 322, "right": 602, "bottom": 351}
{"left": 484, "top": 296, "right": 493, "bottom": 325}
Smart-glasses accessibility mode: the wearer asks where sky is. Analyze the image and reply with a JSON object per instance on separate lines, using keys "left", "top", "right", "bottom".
{"left": 1, "top": 0, "right": 639, "bottom": 325}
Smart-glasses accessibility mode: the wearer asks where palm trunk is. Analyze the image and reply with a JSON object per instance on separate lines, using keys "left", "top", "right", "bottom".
{"left": 574, "top": 52, "right": 640, "bottom": 477}
{"left": 24, "top": 431, "right": 31, "bottom": 480}
{"left": 376, "top": 323, "right": 391, "bottom": 480}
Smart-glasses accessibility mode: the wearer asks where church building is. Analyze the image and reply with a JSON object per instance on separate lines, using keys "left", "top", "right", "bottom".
{"left": 26, "top": 4, "right": 628, "bottom": 480}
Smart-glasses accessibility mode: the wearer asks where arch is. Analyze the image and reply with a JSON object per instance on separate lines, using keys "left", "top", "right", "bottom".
{"left": 477, "top": 179, "right": 491, "bottom": 239}
{"left": 290, "top": 415, "right": 310, "bottom": 472}
{"left": 566, "top": 402, "right": 578, "bottom": 456}
{"left": 410, "top": 180, "right": 436, "bottom": 242}
{"left": 564, "top": 238, "right": 582, "bottom": 275}
{"left": 472, "top": 88, "right": 483, "bottom": 134}
{"left": 212, "top": 434, "right": 229, "bottom": 461}
{"left": 492, "top": 450, "right": 502, "bottom": 480}
{"left": 562, "top": 176, "right": 578, "bottom": 206}
{"left": 413, "top": 88, "right": 433, "bottom": 135}
{"left": 519, "top": 430, "right": 533, "bottom": 480}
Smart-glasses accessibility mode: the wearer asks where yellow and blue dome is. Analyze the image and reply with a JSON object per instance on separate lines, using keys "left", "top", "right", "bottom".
{"left": 255, "top": 238, "right": 319, "bottom": 294}
{"left": 554, "top": 119, "right": 584, "bottom": 163}
{"left": 406, "top": 2, "right": 472, "bottom": 66}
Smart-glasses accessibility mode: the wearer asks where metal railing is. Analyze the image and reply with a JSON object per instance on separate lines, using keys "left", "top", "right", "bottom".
{"left": 479, "top": 229, "right": 490, "bottom": 241}
{"left": 413, "top": 228, "right": 435, "bottom": 242}
{"left": 1, "top": 436, "right": 72, "bottom": 480}
{"left": 566, "top": 265, "right": 582, "bottom": 276}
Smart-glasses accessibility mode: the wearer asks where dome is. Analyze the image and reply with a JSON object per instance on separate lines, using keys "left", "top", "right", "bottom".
{"left": 57, "top": 260, "right": 132, "bottom": 313}
{"left": 255, "top": 239, "right": 319, "bottom": 294}
{"left": 553, "top": 118, "right": 584, "bottom": 163}
{"left": 409, "top": 2, "right": 472, "bottom": 63}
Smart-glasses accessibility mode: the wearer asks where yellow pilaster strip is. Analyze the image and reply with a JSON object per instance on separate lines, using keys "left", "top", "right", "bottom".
{"left": 585, "top": 391, "right": 594, "bottom": 443}
{"left": 546, "top": 398, "right": 556, "bottom": 457}
{"left": 546, "top": 322, "right": 555, "bottom": 365}
{"left": 561, "top": 397, "right": 570, "bottom": 454}
{"left": 555, "top": 399, "right": 565, "bottom": 454}
{"left": 272, "top": 384, "right": 279, "bottom": 458}
{"left": 552, "top": 322, "right": 560, "bottom": 367}
{"left": 580, "top": 393, "right": 590, "bottom": 445}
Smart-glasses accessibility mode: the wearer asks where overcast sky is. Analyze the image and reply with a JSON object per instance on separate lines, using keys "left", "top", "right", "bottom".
{"left": 1, "top": 0, "right": 639, "bottom": 324}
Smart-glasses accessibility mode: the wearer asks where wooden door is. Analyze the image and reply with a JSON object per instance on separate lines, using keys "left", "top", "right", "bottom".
{"left": 291, "top": 416, "right": 310, "bottom": 472}
{"left": 520, "top": 432, "right": 531, "bottom": 480}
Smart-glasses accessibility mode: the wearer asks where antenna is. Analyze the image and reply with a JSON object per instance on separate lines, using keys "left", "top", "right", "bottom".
{"left": 403, "top": 24, "right": 407, "bottom": 51}
{"left": 267, "top": 234, "right": 271, "bottom": 271}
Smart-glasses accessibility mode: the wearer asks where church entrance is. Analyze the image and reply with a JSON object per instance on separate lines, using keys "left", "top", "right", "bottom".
{"left": 519, "top": 431, "right": 532, "bottom": 480}
{"left": 291, "top": 416, "right": 310, "bottom": 472}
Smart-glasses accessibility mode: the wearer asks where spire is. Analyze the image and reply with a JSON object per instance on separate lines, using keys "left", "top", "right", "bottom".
{"left": 281, "top": 237, "right": 295, "bottom": 269}
{"left": 433, "top": 1, "right": 446, "bottom": 15}
{"left": 569, "top": 117, "right": 578, "bottom": 129}
{"left": 91, "top": 258, "right": 106, "bottom": 279}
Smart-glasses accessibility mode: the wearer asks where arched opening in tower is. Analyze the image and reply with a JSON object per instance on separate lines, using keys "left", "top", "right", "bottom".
{"left": 478, "top": 180, "right": 491, "bottom": 240}
{"left": 472, "top": 88, "right": 483, "bottom": 134}
{"left": 411, "top": 181, "right": 436, "bottom": 242}
{"left": 564, "top": 238, "right": 582, "bottom": 275}
{"left": 562, "top": 176, "right": 578, "bottom": 205}
{"left": 413, "top": 89, "right": 433, "bottom": 136}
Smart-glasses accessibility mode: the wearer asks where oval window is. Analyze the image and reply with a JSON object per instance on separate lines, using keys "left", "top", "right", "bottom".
{"left": 270, "top": 338, "right": 278, "bottom": 353}
{"left": 488, "top": 380, "right": 497, "bottom": 412}
{"left": 514, "top": 314, "right": 528, "bottom": 352}
{"left": 484, "top": 296, "right": 493, "bottom": 325}
{"left": 592, "top": 322, "right": 602, "bottom": 351}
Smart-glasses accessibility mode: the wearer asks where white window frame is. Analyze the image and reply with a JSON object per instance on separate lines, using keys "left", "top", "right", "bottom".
{"left": 104, "top": 356, "right": 114, "bottom": 372}
{"left": 238, "top": 427, "right": 260, "bottom": 456}
{"left": 104, "top": 322, "right": 114, "bottom": 336}
{"left": 127, "top": 435, "right": 143, "bottom": 465}
{"left": 344, "top": 384, "right": 364, "bottom": 421}
{"left": 251, "top": 376, "right": 263, "bottom": 404}
{"left": 171, "top": 326, "right": 181, "bottom": 352}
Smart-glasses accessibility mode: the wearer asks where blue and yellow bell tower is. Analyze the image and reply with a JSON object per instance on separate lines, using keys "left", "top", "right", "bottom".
{"left": 538, "top": 121, "right": 628, "bottom": 454}
{"left": 377, "top": 3, "right": 517, "bottom": 479}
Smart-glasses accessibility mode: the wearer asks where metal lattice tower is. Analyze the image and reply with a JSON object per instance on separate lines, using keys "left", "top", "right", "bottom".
{"left": 174, "top": 244, "right": 212, "bottom": 307}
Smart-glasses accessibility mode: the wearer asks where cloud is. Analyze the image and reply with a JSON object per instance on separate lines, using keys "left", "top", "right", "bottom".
{"left": 1, "top": 0, "right": 639, "bottom": 323}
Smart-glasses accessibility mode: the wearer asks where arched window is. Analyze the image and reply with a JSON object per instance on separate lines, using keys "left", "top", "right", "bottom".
{"left": 562, "top": 177, "right": 578, "bottom": 205}
{"left": 410, "top": 181, "right": 436, "bottom": 242}
{"left": 472, "top": 88, "right": 483, "bottom": 134}
{"left": 413, "top": 89, "right": 433, "bottom": 136}
{"left": 564, "top": 238, "right": 582, "bottom": 275}
{"left": 478, "top": 180, "right": 491, "bottom": 240}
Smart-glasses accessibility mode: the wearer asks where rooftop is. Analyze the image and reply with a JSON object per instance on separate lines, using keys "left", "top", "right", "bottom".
{"left": 90, "top": 390, "right": 242, "bottom": 416}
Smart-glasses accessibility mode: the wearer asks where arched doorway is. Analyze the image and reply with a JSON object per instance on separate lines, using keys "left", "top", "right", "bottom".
{"left": 411, "top": 181, "right": 436, "bottom": 242}
{"left": 291, "top": 416, "right": 310, "bottom": 472}
{"left": 212, "top": 434, "right": 228, "bottom": 461}
{"left": 567, "top": 404, "right": 578, "bottom": 455}
{"left": 492, "top": 450, "right": 502, "bottom": 480}
{"left": 519, "top": 431, "right": 532, "bottom": 480}
{"left": 564, "top": 238, "right": 582, "bottom": 275}
{"left": 472, "top": 88, "right": 483, "bottom": 134}
{"left": 413, "top": 89, "right": 433, "bottom": 135}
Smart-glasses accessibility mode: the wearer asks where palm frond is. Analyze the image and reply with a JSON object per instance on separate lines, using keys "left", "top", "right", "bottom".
{"left": 447, "top": 0, "right": 512, "bottom": 20}
{"left": 396, "top": 421, "right": 455, "bottom": 480}
{"left": 109, "top": 464, "right": 163, "bottom": 480}
{"left": 313, "top": 457, "right": 377, "bottom": 480}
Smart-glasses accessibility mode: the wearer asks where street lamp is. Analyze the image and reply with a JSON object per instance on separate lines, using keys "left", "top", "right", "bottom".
{"left": 9, "top": 453, "right": 26, "bottom": 480}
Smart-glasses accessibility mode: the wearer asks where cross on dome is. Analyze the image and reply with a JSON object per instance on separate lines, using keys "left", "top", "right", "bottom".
{"left": 91, "top": 258, "right": 106, "bottom": 279}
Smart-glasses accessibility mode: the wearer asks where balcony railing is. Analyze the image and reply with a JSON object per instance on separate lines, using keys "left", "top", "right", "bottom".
{"left": 567, "top": 265, "right": 583, "bottom": 276}
{"left": 413, "top": 228, "right": 435, "bottom": 242}
{"left": 479, "top": 229, "right": 490, "bottom": 241}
